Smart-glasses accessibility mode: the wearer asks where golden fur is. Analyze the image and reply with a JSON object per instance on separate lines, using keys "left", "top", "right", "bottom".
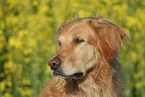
{"left": 39, "top": 16, "right": 129, "bottom": 97}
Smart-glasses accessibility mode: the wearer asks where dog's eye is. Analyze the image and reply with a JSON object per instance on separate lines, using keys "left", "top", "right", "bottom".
{"left": 75, "top": 38, "right": 84, "bottom": 44}
{"left": 58, "top": 41, "right": 61, "bottom": 46}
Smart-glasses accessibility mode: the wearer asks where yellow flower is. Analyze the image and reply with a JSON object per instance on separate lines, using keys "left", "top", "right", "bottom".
{"left": 79, "top": 10, "right": 91, "bottom": 18}
{"left": 9, "top": 37, "right": 22, "bottom": 49}
{"left": 1, "top": 21, "right": 5, "bottom": 29}
{"left": 45, "top": 65, "right": 51, "bottom": 74}
{"left": 131, "top": 52, "right": 137, "bottom": 61}
{"left": 22, "top": 87, "right": 33, "bottom": 96}
{"left": 33, "top": 1, "right": 38, "bottom": 6}
{"left": 0, "top": 81, "right": 6, "bottom": 91}
{"left": 126, "top": 16, "right": 137, "bottom": 27}
{"left": 3, "top": 93, "right": 13, "bottom": 97}
{"left": 28, "top": 39, "right": 36, "bottom": 47}
{"left": 51, "top": 45, "right": 56, "bottom": 54}
{"left": 0, "top": 10, "right": 2, "bottom": 17}
{"left": 135, "top": 81, "right": 144, "bottom": 89}
{"left": 134, "top": 71, "right": 143, "bottom": 79}
{"left": 7, "top": 81, "right": 12, "bottom": 87}
{"left": 24, "top": 48, "right": 32, "bottom": 55}
{"left": 22, "top": 79, "right": 31, "bottom": 85}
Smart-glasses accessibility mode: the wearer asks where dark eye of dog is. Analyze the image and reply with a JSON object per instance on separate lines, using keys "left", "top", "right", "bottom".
{"left": 58, "top": 41, "right": 61, "bottom": 46}
{"left": 75, "top": 38, "right": 84, "bottom": 44}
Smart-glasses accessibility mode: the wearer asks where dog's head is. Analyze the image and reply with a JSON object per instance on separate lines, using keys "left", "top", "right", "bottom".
{"left": 48, "top": 16, "right": 129, "bottom": 79}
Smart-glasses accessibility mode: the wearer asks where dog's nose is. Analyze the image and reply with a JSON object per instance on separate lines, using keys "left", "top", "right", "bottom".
{"left": 48, "top": 57, "right": 61, "bottom": 70}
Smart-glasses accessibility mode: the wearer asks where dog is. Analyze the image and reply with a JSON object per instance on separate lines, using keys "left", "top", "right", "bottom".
{"left": 39, "top": 16, "right": 129, "bottom": 97}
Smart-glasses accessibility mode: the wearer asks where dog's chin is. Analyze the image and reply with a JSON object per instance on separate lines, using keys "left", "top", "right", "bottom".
{"left": 51, "top": 70, "right": 85, "bottom": 79}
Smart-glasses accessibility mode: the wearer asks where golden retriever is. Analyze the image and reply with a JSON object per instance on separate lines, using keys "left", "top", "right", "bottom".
{"left": 39, "top": 16, "right": 129, "bottom": 97}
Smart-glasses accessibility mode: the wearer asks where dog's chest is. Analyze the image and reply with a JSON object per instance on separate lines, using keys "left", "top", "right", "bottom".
{"left": 78, "top": 77, "right": 100, "bottom": 97}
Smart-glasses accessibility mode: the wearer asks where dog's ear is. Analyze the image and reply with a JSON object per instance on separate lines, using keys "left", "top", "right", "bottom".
{"left": 91, "top": 18, "right": 129, "bottom": 60}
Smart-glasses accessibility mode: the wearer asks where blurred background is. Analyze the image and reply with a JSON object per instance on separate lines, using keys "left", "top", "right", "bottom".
{"left": 0, "top": 0, "right": 144, "bottom": 97}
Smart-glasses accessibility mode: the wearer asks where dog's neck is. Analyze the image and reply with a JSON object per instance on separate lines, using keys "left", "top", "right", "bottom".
{"left": 64, "top": 59, "right": 123, "bottom": 97}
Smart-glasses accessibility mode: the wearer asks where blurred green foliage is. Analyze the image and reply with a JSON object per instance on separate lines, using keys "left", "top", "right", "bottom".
{"left": 0, "top": 0, "right": 144, "bottom": 97}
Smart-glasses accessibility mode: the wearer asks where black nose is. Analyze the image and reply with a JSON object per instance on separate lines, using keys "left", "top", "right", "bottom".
{"left": 48, "top": 57, "right": 61, "bottom": 70}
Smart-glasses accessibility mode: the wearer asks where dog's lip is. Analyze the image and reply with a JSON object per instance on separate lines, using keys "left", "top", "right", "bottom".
{"left": 72, "top": 72, "right": 84, "bottom": 78}
{"left": 71, "top": 72, "right": 85, "bottom": 79}
{"left": 51, "top": 70, "right": 85, "bottom": 79}
{"left": 51, "top": 70, "right": 67, "bottom": 77}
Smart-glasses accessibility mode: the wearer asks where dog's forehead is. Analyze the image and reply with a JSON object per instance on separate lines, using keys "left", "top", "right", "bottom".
{"left": 58, "top": 20, "right": 94, "bottom": 41}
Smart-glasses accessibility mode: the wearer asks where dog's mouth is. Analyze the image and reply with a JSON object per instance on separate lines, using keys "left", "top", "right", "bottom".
{"left": 51, "top": 70, "right": 65, "bottom": 77}
{"left": 51, "top": 70, "right": 84, "bottom": 79}
{"left": 72, "top": 73, "right": 84, "bottom": 78}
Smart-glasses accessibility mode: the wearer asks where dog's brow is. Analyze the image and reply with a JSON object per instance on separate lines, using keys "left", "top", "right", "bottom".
{"left": 68, "top": 22, "right": 83, "bottom": 33}
{"left": 58, "top": 36, "right": 63, "bottom": 42}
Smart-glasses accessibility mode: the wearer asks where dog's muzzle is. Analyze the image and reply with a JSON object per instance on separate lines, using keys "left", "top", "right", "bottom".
{"left": 49, "top": 57, "right": 85, "bottom": 79}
